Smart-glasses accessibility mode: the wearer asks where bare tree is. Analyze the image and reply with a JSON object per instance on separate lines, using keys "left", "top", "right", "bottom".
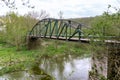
{"left": 58, "top": 11, "right": 63, "bottom": 19}
{"left": 0, "top": 0, "right": 34, "bottom": 9}
{"left": 27, "top": 10, "right": 49, "bottom": 20}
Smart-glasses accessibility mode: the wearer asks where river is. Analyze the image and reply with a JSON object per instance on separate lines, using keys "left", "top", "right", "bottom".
{"left": 0, "top": 54, "right": 91, "bottom": 80}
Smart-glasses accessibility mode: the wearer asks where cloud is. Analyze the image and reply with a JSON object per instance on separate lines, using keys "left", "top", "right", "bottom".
{"left": 32, "top": 0, "right": 118, "bottom": 18}
{"left": 0, "top": 0, "right": 119, "bottom": 18}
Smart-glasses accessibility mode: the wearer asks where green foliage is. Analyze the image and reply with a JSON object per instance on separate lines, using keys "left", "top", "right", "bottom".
{"left": 88, "top": 7, "right": 120, "bottom": 40}
{"left": 0, "top": 43, "right": 39, "bottom": 75}
{"left": 0, "top": 63, "right": 26, "bottom": 76}
{"left": 0, "top": 12, "right": 38, "bottom": 50}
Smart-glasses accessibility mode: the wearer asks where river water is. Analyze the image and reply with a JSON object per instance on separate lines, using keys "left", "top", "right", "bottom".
{"left": 0, "top": 54, "right": 91, "bottom": 80}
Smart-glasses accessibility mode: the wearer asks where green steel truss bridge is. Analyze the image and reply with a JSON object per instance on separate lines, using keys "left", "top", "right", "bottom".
{"left": 28, "top": 18, "right": 120, "bottom": 43}
{"left": 29, "top": 18, "right": 89, "bottom": 42}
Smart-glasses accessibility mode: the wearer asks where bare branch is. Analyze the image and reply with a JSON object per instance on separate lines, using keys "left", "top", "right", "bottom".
{"left": 27, "top": 10, "right": 49, "bottom": 20}
{"left": 0, "top": 0, "right": 34, "bottom": 9}
{"left": 58, "top": 11, "right": 63, "bottom": 19}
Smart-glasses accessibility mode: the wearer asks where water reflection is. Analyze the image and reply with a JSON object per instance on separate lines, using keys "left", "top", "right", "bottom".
{"left": 0, "top": 54, "right": 91, "bottom": 80}
{"left": 0, "top": 71, "right": 30, "bottom": 80}
{"left": 39, "top": 54, "right": 91, "bottom": 80}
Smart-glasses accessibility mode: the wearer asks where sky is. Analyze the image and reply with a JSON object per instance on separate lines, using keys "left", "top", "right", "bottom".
{"left": 0, "top": 0, "right": 120, "bottom": 19}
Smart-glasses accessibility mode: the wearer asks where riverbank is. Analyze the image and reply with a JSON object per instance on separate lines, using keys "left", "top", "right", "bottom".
{"left": 0, "top": 39, "right": 91, "bottom": 76}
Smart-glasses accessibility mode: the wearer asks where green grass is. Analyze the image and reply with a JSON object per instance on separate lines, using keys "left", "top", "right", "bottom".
{"left": 0, "top": 43, "right": 40, "bottom": 75}
{"left": 0, "top": 40, "right": 91, "bottom": 75}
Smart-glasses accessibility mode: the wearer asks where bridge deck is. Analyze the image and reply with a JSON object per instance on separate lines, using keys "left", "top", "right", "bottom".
{"left": 29, "top": 36, "right": 120, "bottom": 44}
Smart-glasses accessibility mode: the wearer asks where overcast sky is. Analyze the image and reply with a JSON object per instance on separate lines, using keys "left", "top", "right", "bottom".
{"left": 0, "top": 0, "right": 120, "bottom": 18}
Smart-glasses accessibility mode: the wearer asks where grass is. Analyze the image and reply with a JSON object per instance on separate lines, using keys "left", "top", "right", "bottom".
{"left": 0, "top": 39, "right": 91, "bottom": 75}
{"left": 0, "top": 43, "right": 40, "bottom": 75}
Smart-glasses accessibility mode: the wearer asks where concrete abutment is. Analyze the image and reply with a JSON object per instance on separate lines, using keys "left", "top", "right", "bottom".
{"left": 89, "top": 43, "right": 120, "bottom": 80}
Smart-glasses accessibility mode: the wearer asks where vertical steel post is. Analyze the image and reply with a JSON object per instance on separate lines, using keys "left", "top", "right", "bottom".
{"left": 78, "top": 24, "right": 82, "bottom": 41}
{"left": 44, "top": 20, "right": 50, "bottom": 37}
{"left": 68, "top": 20, "right": 71, "bottom": 37}
{"left": 57, "top": 21, "right": 62, "bottom": 38}
{"left": 55, "top": 20, "right": 58, "bottom": 37}
{"left": 50, "top": 20, "right": 57, "bottom": 38}
{"left": 49, "top": 19, "right": 51, "bottom": 36}
{"left": 66, "top": 24, "right": 68, "bottom": 40}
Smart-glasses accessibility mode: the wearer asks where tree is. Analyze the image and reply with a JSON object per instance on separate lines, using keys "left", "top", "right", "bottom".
{"left": 58, "top": 11, "right": 63, "bottom": 19}
{"left": 27, "top": 10, "right": 49, "bottom": 20}
{"left": 89, "top": 5, "right": 120, "bottom": 40}
{"left": 0, "top": 12, "right": 38, "bottom": 50}
{"left": 0, "top": 0, "right": 34, "bottom": 9}
{"left": 0, "top": 10, "right": 50, "bottom": 50}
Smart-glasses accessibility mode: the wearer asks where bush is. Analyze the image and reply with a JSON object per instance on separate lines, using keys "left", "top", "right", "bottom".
{"left": 0, "top": 12, "right": 38, "bottom": 50}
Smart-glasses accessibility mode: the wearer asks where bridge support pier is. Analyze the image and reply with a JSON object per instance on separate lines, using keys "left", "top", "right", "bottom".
{"left": 107, "top": 43, "right": 120, "bottom": 80}
{"left": 27, "top": 37, "right": 41, "bottom": 50}
{"left": 89, "top": 43, "right": 120, "bottom": 80}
